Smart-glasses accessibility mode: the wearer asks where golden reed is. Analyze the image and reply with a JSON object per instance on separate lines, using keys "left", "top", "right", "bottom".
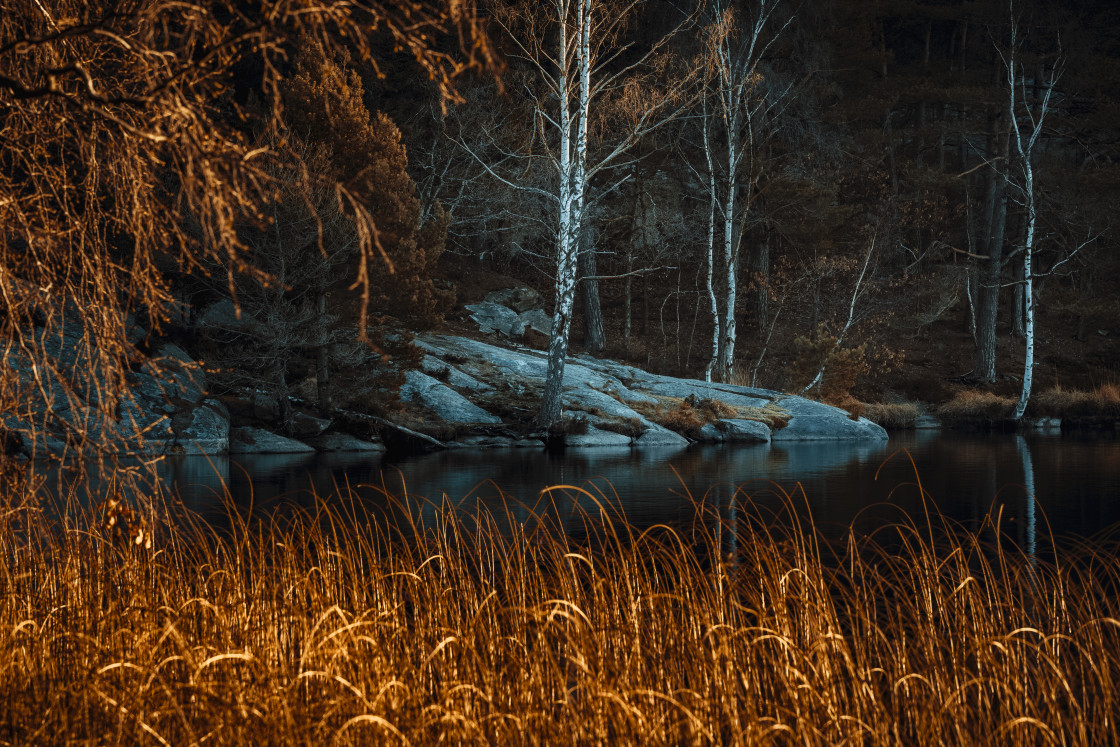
{"left": 1, "top": 476, "right": 1117, "bottom": 745}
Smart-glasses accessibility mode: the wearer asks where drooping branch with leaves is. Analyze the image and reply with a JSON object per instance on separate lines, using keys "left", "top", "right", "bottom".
{"left": 0, "top": 0, "right": 493, "bottom": 458}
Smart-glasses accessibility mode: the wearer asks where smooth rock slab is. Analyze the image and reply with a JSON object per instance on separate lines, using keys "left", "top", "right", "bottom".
{"left": 698, "top": 418, "right": 771, "bottom": 444}
{"left": 641, "top": 380, "right": 771, "bottom": 409}
{"left": 421, "top": 355, "right": 492, "bottom": 392}
{"left": 229, "top": 427, "right": 315, "bottom": 454}
{"left": 771, "top": 397, "right": 887, "bottom": 441}
{"left": 401, "top": 371, "right": 501, "bottom": 424}
{"left": 445, "top": 435, "right": 518, "bottom": 449}
{"left": 633, "top": 424, "right": 690, "bottom": 448}
{"left": 307, "top": 432, "right": 386, "bottom": 452}
{"left": 565, "top": 426, "right": 633, "bottom": 448}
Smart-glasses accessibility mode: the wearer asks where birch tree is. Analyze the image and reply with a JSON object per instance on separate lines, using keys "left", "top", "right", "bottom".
{"left": 482, "top": 0, "right": 694, "bottom": 427}
{"left": 697, "top": 0, "right": 794, "bottom": 383}
{"left": 1002, "top": 12, "right": 1061, "bottom": 420}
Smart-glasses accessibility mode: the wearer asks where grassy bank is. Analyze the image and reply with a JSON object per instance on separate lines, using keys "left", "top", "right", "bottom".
{"left": 2, "top": 483, "right": 1119, "bottom": 745}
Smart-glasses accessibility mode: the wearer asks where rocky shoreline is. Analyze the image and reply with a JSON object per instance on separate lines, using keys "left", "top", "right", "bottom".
{"left": 6, "top": 326, "right": 889, "bottom": 458}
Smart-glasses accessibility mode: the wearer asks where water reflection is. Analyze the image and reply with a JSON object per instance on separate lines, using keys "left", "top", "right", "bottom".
{"left": 39, "top": 431, "right": 1120, "bottom": 547}
{"left": 1017, "top": 435, "right": 1037, "bottom": 558}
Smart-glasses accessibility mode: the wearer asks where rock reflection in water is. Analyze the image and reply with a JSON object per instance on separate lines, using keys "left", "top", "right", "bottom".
{"left": 40, "top": 432, "right": 1120, "bottom": 550}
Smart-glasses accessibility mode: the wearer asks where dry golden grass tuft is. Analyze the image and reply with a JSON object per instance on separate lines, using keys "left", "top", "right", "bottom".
{"left": 632, "top": 395, "right": 789, "bottom": 438}
{"left": 862, "top": 401, "right": 922, "bottom": 429}
{"left": 3, "top": 484, "right": 1120, "bottom": 745}
{"left": 936, "top": 389, "right": 1017, "bottom": 425}
{"left": 1033, "top": 383, "right": 1120, "bottom": 419}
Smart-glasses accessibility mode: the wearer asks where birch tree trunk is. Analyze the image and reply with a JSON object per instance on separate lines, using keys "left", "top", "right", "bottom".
{"left": 703, "top": 108, "right": 720, "bottom": 382}
{"left": 538, "top": 0, "right": 588, "bottom": 426}
{"left": 698, "top": 0, "right": 792, "bottom": 384}
{"left": 1007, "top": 19, "right": 1059, "bottom": 421}
{"left": 716, "top": 167, "right": 739, "bottom": 382}
{"left": 484, "top": 0, "right": 695, "bottom": 426}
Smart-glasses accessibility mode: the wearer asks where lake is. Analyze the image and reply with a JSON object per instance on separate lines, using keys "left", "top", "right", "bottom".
{"left": 54, "top": 431, "right": 1120, "bottom": 552}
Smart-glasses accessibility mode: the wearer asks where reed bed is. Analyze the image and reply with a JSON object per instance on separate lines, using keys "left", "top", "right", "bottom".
{"left": 2, "top": 481, "right": 1119, "bottom": 745}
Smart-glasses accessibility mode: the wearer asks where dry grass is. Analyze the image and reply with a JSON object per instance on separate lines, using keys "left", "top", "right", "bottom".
{"left": 936, "top": 389, "right": 1017, "bottom": 426}
{"left": 3, "top": 484, "right": 1120, "bottom": 745}
{"left": 632, "top": 395, "right": 789, "bottom": 438}
{"left": 592, "top": 416, "right": 646, "bottom": 438}
{"left": 862, "top": 401, "right": 922, "bottom": 429}
{"left": 1032, "top": 383, "right": 1120, "bottom": 420}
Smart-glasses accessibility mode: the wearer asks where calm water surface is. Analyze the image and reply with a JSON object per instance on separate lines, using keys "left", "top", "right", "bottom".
{"left": 73, "top": 431, "right": 1120, "bottom": 545}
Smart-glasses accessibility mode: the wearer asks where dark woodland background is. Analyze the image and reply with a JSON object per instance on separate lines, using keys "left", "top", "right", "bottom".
{"left": 3, "top": 0, "right": 1119, "bottom": 436}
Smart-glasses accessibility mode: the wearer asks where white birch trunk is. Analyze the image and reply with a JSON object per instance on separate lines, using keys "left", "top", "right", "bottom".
{"left": 1012, "top": 122, "right": 1037, "bottom": 421}
{"left": 1006, "top": 15, "right": 1056, "bottom": 422}
{"left": 716, "top": 136, "right": 738, "bottom": 383}
{"left": 539, "top": 0, "right": 592, "bottom": 426}
{"left": 703, "top": 106, "right": 720, "bottom": 383}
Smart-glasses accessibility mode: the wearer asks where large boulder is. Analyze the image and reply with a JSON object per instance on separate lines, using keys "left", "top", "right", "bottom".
{"left": 517, "top": 308, "right": 552, "bottom": 336}
{"left": 466, "top": 298, "right": 551, "bottom": 339}
{"left": 290, "top": 411, "right": 331, "bottom": 439}
{"left": 483, "top": 287, "right": 544, "bottom": 313}
{"left": 172, "top": 401, "right": 230, "bottom": 455}
{"left": 770, "top": 398, "right": 887, "bottom": 441}
{"left": 698, "top": 418, "right": 772, "bottom": 444}
{"left": 465, "top": 303, "right": 522, "bottom": 337}
{"left": 140, "top": 343, "right": 206, "bottom": 404}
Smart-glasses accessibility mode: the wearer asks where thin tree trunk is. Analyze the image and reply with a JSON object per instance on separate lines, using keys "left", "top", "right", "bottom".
{"left": 885, "top": 111, "right": 899, "bottom": 196}
{"left": 972, "top": 100, "right": 1010, "bottom": 384}
{"left": 1011, "top": 34, "right": 1056, "bottom": 420}
{"left": 315, "top": 292, "right": 331, "bottom": 418}
{"left": 749, "top": 235, "right": 770, "bottom": 324}
{"left": 624, "top": 251, "right": 632, "bottom": 353}
{"left": 579, "top": 225, "right": 605, "bottom": 353}
{"left": 703, "top": 107, "right": 720, "bottom": 382}
{"left": 276, "top": 361, "right": 292, "bottom": 434}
